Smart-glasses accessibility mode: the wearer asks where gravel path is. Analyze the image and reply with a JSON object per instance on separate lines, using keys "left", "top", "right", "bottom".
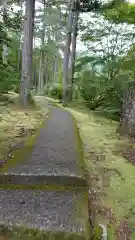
{"left": 0, "top": 103, "right": 89, "bottom": 236}
{"left": 0, "top": 190, "right": 86, "bottom": 232}
{"left": 6, "top": 105, "right": 82, "bottom": 178}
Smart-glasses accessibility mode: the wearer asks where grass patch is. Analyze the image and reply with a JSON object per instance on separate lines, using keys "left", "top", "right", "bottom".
{"left": 0, "top": 225, "right": 87, "bottom": 240}
{"left": 0, "top": 93, "right": 49, "bottom": 167}
{"left": 47, "top": 97, "right": 135, "bottom": 239}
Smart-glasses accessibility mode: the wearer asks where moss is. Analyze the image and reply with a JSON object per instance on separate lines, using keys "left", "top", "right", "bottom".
{"left": 0, "top": 225, "right": 87, "bottom": 240}
{"left": 45, "top": 97, "right": 62, "bottom": 108}
{"left": 0, "top": 94, "right": 49, "bottom": 161}
{"left": 91, "top": 226, "right": 102, "bottom": 240}
{"left": 75, "top": 191, "right": 91, "bottom": 240}
{"left": 0, "top": 110, "right": 50, "bottom": 173}
{"left": 107, "top": 225, "right": 116, "bottom": 240}
{"left": 62, "top": 102, "right": 135, "bottom": 239}
{"left": 0, "top": 184, "right": 87, "bottom": 191}
{"left": 71, "top": 114, "right": 89, "bottom": 181}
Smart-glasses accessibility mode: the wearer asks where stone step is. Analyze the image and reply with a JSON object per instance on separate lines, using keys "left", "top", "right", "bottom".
{"left": 0, "top": 189, "right": 90, "bottom": 239}
{"left": 0, "top": 173, "right": 87, "bottom": 187}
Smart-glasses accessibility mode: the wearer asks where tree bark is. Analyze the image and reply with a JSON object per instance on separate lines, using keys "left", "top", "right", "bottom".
{"left": 17, "top": 0, "right": 23, "bottom": 73}
{"left": 33, "top": 36, "right": 37, "bottom": 89}
{"left": 53, "top": 52, "right": 59, "bottom": 83}
{"left": 68, "top": 10, "right": 79, "bottom": 101}
{"left": 2, "top": 0, "right": 8, "bottom": 64}
{"left": 118, "top": 86, "right": 135, "bottom": 136}
{"left": 20, "top": 0, "right": 35, "bottom": 106}
{"left": 62, "top": 0, "right": 74, "bottom": 105}
{"left": 38, "top": 1, "right": 46, "bottom": 91}
{"left": 38, "top": 46, "right": 44, "bottom": 91}
{"left": 53, "top": 5, "right": 61, "bottom": 84}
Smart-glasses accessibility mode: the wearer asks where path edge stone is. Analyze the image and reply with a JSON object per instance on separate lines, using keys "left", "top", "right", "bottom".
{"left": 0, "top": 224, "right": 89, "bottom": 240}
{"left": 71, "top": 114, "right": 89, "bottom": 181}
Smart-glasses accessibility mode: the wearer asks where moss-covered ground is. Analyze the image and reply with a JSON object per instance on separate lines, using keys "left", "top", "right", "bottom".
{"left": 0, "top": 226, "right": 87, "bottom": 240}
{"left": 46, "top": 97, "right": 135, "bottom": 239}
{"left": 0, "top": 93, "right": 48, "bottom": 170}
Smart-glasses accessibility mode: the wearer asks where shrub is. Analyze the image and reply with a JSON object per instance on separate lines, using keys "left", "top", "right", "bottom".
{"left": 77, "top": 69, "right": 132, "bottom": 121}
{"left": 0, "top": 65, "right": 19, "bottom": 94}
{"left": 79, "top": 70, "right": 105, "bottom": 110}
{"left": 47, "top": 84, "right": 62, "bottom": 100}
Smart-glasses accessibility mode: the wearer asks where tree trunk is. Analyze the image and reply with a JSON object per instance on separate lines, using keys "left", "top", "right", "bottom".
{"left": 2, "top": 0, "right": 8, "bottom": 64}
{"left": 53, "top": 6, "right": 61, "bottom": 84}
{"left": 18, "top": 40, "right": 22, "bottom": 73}
{"left": 33, "top": 35, "right": 37, "bottom": 89}
{"left": 38, "top": 49, "right": 44, "bottom": 91}
{"left": 17, "top": 0, "right": 23, "bottom": 73}
{"left": 68, "top": 11, "right": 79, "bottom": 101}
{"left": 38, "top": 2, "right": 46, "bottom": 92}
{"left": 118, "top": 86, "right": 135, "bottom": 136}
{"left": 44, "top": 57, "right": 48, "bottom": 87}
{"left": 20, "top": 0, "right": 35, "bottom": 106}
{"left": 62, "top": 0, "right": 74, "bottom": 105}
{"left": 53, "top": 31, "right": 59, "bottom": 83}
{"left": 53, "top": 52, "right": 59, "bottom": 83}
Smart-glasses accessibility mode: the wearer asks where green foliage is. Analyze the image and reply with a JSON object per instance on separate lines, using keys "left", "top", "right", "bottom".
{"left": 0, "top": 5, "right": 21, "bottom": 95}
{"left": 45, "top": 84, "right": 62, "bottom": 100}
{"left": 0, "top": 64, "right": 19, "bottom": 93}
{"left": 79, "top": 70, "right": 105, "bottom": 110}
{"left": 75, "top": 61, "right": 132, "bottom": 120}
{"left": 103, "top": 2, "right": 135, "bottom": 24}
{"left": 75, "top": 10, "right": 135, "bottom": 121}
